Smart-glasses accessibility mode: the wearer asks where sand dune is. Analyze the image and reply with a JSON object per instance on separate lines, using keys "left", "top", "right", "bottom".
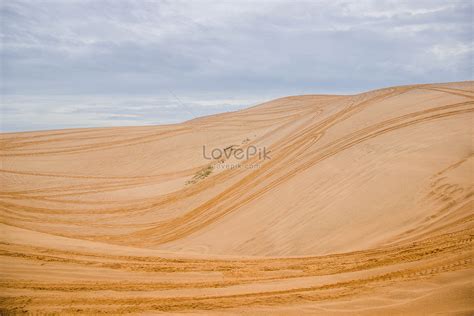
{"left": 1, "top": 82, "right": 473, "bottom": 314}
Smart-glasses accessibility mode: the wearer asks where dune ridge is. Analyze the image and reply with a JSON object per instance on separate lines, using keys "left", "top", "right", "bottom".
{"left": 1, "top": 81, "right": 473, "bottom": 314}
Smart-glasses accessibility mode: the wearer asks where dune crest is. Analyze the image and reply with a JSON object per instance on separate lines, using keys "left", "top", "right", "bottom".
{"left": 1, "top": 82, "right": 473, "bottom": 314}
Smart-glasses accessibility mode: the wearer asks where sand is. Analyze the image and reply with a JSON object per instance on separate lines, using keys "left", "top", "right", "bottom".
{"left": 0, "top": 81, "right": 473, "bottom": 314}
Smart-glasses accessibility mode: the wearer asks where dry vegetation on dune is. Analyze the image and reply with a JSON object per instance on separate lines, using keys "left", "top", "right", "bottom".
{"left": 0, "top": 82, "right": 473, "bottom": 314}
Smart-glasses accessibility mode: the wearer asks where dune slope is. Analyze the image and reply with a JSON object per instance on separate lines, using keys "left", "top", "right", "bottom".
{"left": 1, "top": 82, "right": 473, "bottom": 314}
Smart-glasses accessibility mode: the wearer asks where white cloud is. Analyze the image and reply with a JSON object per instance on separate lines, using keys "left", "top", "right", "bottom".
{"left": 430, "top": 43, "right": 473, "bottom": 60}
{"left": 1, "top": 0, "right": 472, "bottom": 131}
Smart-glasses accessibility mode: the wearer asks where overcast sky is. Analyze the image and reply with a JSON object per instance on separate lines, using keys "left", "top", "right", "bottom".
{"left": 1, "top": 0, "right": 472, "bottom": 131}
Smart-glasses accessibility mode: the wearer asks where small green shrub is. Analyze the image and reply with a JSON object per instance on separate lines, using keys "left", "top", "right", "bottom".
{"left": 186, "top": 165, "right": 213, "bottom": 185}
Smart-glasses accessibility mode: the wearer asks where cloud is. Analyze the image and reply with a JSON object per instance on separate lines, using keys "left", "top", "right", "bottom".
{"left": 0, "top": 0, "right": 472, "bottom": 131}
{"left": 0, "top": 94, "right": 262, "bottom": 132}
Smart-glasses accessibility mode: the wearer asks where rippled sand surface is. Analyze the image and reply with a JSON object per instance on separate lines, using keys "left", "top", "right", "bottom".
{"left": 1, "top": 82, "right": 473, "bottom": 314}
